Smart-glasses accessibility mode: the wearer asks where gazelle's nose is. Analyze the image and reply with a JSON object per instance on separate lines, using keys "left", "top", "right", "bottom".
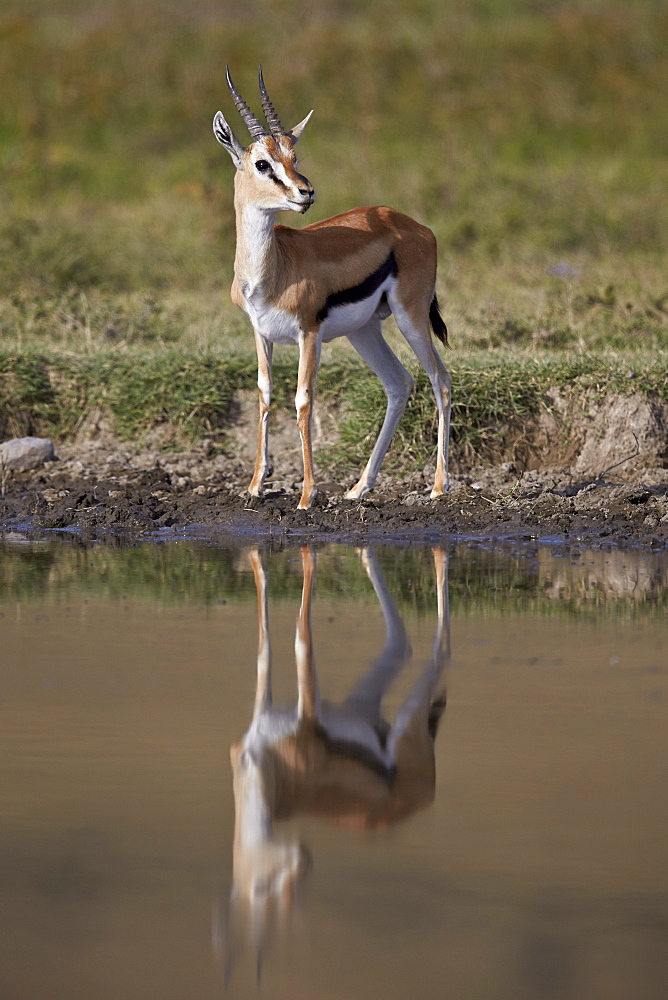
{"left": 298, "top": 184, "right": 315, "bottom": 203}
{"left": 295, "top": 172, "right": 314, "bottom": 198}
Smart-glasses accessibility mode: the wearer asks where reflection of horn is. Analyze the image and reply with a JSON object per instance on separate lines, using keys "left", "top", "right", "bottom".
{"left": 226, "top": 65, "right": 267, "bottom": 141}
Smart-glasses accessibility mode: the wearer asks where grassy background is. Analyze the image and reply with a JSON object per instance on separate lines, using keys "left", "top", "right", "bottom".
{"left": 1, "top": 0, "right": 667, "bottom": 457}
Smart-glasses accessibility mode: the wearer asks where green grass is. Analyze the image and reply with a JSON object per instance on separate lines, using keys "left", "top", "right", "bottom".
{"left": 2, "top": 348, "right": 666, "bottom": 470}
{"left": 2, "top": 3, "right": 668, "bottom": 301}
{"left": 1, "top": 0, "right": 667, "bottom": 459}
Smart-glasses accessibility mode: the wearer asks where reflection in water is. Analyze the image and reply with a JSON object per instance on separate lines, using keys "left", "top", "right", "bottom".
{"left": 221, "top": 547, "right": 449, "bottom": 981}
{"left": 2, "top": 533, "right": 667, "bottom": 620}
{"left": 538, "top": 548, "right": 668, "bottom": 602}
{"left": 1, "top": 538, "right": 667, "bottom": 999}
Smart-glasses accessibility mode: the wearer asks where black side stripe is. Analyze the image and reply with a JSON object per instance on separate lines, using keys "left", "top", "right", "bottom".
{"left": 316, "top": 251, "right": 397, "bottom": 324}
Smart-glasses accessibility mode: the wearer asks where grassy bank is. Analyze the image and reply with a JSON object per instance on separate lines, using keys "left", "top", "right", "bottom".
{"left": 2, "top": 348, "right": 667, "bottom": 472}
{"left": 1, "top": 1, "right": 667, "bottom": 468}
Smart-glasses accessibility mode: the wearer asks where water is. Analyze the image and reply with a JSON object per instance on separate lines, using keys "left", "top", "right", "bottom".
{"left": 0, "top": 537, "right": 666, "bottom": 1000}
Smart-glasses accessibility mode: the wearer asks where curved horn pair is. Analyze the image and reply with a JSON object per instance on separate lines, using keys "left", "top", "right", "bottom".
{"left": 226, "top": 66, "right": 287, "bottom": 141}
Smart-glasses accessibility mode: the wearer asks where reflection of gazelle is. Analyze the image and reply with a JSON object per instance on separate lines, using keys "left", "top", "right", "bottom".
{"left": 229, "top": 546, "right": 449, "bottom": 911}
{"left": 213, "top": 69, "right": 451, "bottom": 509}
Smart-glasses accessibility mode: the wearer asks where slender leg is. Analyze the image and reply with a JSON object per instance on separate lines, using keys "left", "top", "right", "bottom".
{"left": 248, "top": 549, "right": 272, "bottom": 716}
{"left": 345, "top": 320, "right": 414, "bottom": 499}
{"left": 388, "top": 546, "right": 450, "bottom": 759}
{"left": 432, "top": 366, "right": 452, "bottom": 498}
{"left": 248, "top": 330, "right": 273, "bottom": 497}
{"left": 343, "top": 547, "right": 412, "bottom": 724}
{"left": 431, "top": 547, "right": 451, "bottom": 663}
{"left": 390, "top": 301, "right": 452, "bottom": 498}
{"left": 295, "top": 331, "right": 320, "bottom": 510}
{"left": 295, "top": 546, "right": 319, "bottom": 720}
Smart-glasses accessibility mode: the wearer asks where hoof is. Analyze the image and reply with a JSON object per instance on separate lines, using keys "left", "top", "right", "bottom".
{"left": 297, "top": 488, "right": 317, "bottom": 510}
{"left": 430, "top": 476, "right": 450, "bottom": 500}
{"left": 344, "top": 484, "right": 370, "bottom": 501}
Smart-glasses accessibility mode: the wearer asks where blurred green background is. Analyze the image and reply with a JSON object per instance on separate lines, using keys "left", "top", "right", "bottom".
{"left": 1, "top": 0, "right": 666, "bottom": 353}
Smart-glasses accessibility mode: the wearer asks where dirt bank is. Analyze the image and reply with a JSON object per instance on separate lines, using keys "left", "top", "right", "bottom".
{"left": 1, "top": 437, "right": 667, "bottom": 547}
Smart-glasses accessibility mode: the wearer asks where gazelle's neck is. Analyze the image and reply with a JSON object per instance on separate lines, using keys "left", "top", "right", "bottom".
{"left": 233, "top": 186, "right": 279, "bottom": 293}
{"left": 234, "top": 761, "right": 273, "bottom": 850}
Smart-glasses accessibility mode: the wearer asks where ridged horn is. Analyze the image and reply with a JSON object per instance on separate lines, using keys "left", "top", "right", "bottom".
{"left": 226, "top": 66, "right": 266, "bottom": 141}
{"left": 258, "top": 66, "right": 286, "bottom": 137}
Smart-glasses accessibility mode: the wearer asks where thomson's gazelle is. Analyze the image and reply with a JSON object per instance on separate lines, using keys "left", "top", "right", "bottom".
{"left": 213, "top": 68, "right": 451, "bottom": 509}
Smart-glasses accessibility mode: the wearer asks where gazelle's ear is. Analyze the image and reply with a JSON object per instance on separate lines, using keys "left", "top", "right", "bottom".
{"left": 288, "top": 110, "right": 314, "bottom": 144}
{"left": 213, "top": 111, "right": 246, "bottom": 169}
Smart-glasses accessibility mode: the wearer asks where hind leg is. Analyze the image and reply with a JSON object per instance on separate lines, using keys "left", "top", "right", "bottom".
{"left": 345, "top": 319, "right": 414, "bottom": 499}
{"left": 343, "top": 548, "right": 412, "bottom": 723}
{"left": 389, "top": 300, "right": 452, "bottom": 498}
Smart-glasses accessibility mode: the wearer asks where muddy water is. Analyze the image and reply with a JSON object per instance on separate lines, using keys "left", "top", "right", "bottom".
{"left": 0, "top": 538, "right": 666, "bottom": 1000}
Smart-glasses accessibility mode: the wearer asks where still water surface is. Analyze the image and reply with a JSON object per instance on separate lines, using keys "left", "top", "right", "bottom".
{"left": 0, "top": 538, "right": 666, "bottom": 1000}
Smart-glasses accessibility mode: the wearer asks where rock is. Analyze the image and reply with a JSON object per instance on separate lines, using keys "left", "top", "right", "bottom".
{"left": 537, "top": 390, "right": 668, "bottom": 478}
{"left": 574, "top": 394, "right": 668, "bottom": 477}
{"left": 0, "top": 437, "right": 56, "bottom": 472}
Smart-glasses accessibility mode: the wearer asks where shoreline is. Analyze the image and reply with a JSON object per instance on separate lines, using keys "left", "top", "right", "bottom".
{"left": 2, "top": 438, "right": 666, "bottom": 549}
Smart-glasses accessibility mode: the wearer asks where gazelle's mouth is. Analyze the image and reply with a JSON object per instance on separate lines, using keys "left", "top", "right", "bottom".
{"left": 288, "top": 198, "right": 313, "bottom": 215}
{"left": 289, "top": 196, "right": 315, "bottom": 214}
{"left": 288, "top": 192, "right": 315, "bottom": 212}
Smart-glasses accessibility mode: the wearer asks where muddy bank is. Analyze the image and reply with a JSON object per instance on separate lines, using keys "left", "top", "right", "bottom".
{"left": 1, "top": 438, "right": 667, "bottom": 547}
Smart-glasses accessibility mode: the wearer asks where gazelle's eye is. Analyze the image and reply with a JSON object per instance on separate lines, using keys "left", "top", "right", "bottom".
{"left": 255, "top": 160, "right": 270, "bottom": 173}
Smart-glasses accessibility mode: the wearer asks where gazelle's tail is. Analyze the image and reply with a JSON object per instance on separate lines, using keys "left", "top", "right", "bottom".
{"left": 429, "top": 295, "right": 449, "bottom": 347}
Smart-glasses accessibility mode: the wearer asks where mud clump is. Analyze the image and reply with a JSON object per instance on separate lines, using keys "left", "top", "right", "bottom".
{"left": 1, "top": 439, "right": 667, "bottom": 547}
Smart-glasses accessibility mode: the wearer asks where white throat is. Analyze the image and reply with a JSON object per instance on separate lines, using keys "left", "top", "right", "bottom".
{"left": 235, "top": 202, "right": 278, "bottom": 292}
{"left": 234, "top": 764, "right": 273, "bottom": 848}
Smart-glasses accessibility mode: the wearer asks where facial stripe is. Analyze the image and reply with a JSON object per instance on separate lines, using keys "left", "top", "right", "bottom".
{"left": 269, "top": 168, "right": 289, "bottom": 191}
{"left": 253, "top": 150, "right": 300, "bottom": 192}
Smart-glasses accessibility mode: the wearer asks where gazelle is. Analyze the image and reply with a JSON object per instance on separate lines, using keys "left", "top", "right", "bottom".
{"left": 227, "top": 545, "right": 449, "bottom": 919}
{"left": 213, "top": 68, "right": 452, "bottom": 509}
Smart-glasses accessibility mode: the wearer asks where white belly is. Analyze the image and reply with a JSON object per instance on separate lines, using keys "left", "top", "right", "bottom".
{"left": 319, "top": 290, "right": 386, "bottom": 341}
{"left": 320, "top": 703, "right": 391, "bottom": 767}
{"left": 242, "top": 277, "right": 394, "bottom": 346}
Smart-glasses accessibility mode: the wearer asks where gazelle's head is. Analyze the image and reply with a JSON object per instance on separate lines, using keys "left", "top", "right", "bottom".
{"left": 213, "top": 67, "right": 315, "bottom": 215}
{"left": 230, "top": 741, "right": 311, "bottom": 903}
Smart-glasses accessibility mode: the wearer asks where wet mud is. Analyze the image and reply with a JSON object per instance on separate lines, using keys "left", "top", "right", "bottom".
{"left": 1, "top": 439, "right": 667, "bottom": 547}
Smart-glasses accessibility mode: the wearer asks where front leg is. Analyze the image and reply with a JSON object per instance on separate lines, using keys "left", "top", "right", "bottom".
{"left": 248, "top": 329, "right": 273, "bottom": 498}
{"left": 296, "top": 546, "right": 319, "bottom": 719}
{"left": 295, "top": 331, "right": 321, "bottom": 510}
{"left": 248, "top": 548, "right": 272, "bottom": 716}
